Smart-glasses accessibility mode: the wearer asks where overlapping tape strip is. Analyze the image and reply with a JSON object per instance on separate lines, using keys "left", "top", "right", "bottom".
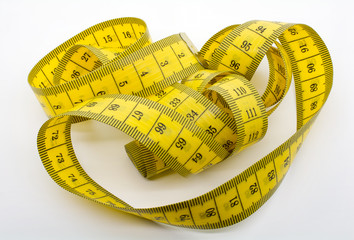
{"left": 29, "top": 17, "right": 332, "bottom": 229}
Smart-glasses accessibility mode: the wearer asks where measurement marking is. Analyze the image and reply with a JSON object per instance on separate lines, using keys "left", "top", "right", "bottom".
{"left": 152, "top": 52, "right": 166, "bottom": 79}
{"left": 130, "top": 23, "right": 138, "bottom": 39}
{"left": 235, "top": 183, "right": 244, "bottom": 212}
{"left": 53, "top": 165, "right": 75, "bottom": 174}
{"left": 288, "top": 142, "right": 292, "bottom": 162}
{"left": 44, "top": 138, "right": 67, "bottom": 150}
{"left": 303, "top": 91, "right": 325, "bottom": 102}
{"left": 229, "top": 42, "right": 256, "bottom": 60}
{"left": 132, "top": 62, "right": 145, "bottom": 89}
{"left": 73, "top": 182, "right": 90, "bottom": 189}
{"left": 213, "top": 123, "right": 227, "bottom": 138}
{"left": 110, "top": 73, "right": 121, "bottom": 93}
{"left": 287, "top": 35, "right": 311, "bottom": 44}
{"left": 272, "top": 158, "right": 279, "bottom": 183}
{"left": 187, "top": 203, "right": 196, "bottom": 226}
{"left": 65, "top": 91, "right": 74, "bottom": 107}
{"left": 41, "top": 70, "right": 54, "bottom": 88}
{"left": 242, "top": 114, "right": 265, "bottom": 125}
{"left": 219, "top": 62, "right": 243, "bottom": 74}
{"left": 93, "top": 195, "right": 108, "bottom": 200}
{"left": 40, "top": 81, "right": 47, "bottom": 88}
{"left": 69, "top": 59, "right": 92, "bottom": 72}
{"left": 91, "top": 32, "right": 100, "bottom": 46}
{"left": 170, "top": 46, "right": 185, "bottom": 69}
{"left": 232, "top": 93, "right": 254, "bottom": 101}
{"left": 165, "top": 126, "right": 185, "bottom": 153}
{"left": 246, "top": 27, "right": 268, "bottom": 40}
{"left": 87, "top": 82, "right": 96, "bottom": 96}
{"left": 44, "top": 95, "right": 57, "bottom": 115}
{"left": 145, "top": 111, "right": 164, "bottom": 137}
{"left": 77, "top": 98, "right": 95, "bottom": 111}
{"left": 162, "top": 210, "right": 171, "bottom": 224}
{"left": 254, "top": 172, "right": 263, "bottom": 197}
{"left": 122, "top": 102, "right": 139, "bottom": 124}
{"left": 182, "top": 142, "right": 203, "bottom": 167}
{"left": 193, "top": 107, "right": 208, "bottom": 123}
{"left": 155, "top": 86, "right": 175, "bottom": 103}
{"left": 274, "top": 68, "right": 286, "bottom": 79}
{"left": 173, "top": 96, "right": 189, "bottom": 111}
{"left": 46, "top": 121, "right": 67, "bottom": 129}
{"left": 213, "top": 197, "right": 222, "bottom": 223}
{"left": 99, "top": 97, "right": 117, "bottom": 115}
{"left": 301, "top": 74, "right": 325, "bottom": 83}
{"left": 295, "top": 53, "right": 321, "bottom": 63}
{"left": 269, "top": 89, "right": 279, "bottom": 102}
{"left": 112, "top": 26, "right": 123, "bottom": 47}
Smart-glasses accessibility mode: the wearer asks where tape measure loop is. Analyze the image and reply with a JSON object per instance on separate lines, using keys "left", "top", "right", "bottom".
{"left": 31, "top": 18, "right": 332, "bottom": 229}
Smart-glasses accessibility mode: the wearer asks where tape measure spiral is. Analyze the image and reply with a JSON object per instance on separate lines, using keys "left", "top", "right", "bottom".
{"left": 29, "top": 17, "right": 333, "bottom": 229}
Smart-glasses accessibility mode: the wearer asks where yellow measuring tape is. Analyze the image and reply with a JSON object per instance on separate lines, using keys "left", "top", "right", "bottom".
{"left": 29, "top": 17, "right": 333, "bottom": 229}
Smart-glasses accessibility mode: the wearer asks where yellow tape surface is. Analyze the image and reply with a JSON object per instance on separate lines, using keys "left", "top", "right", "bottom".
{"left": 29, "top": 17, "right": 332, "bottom": 229}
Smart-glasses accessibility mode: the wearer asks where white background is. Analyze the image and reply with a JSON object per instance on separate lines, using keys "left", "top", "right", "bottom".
{"left": 1, "top": 0, "right": 353, "bottom": 239}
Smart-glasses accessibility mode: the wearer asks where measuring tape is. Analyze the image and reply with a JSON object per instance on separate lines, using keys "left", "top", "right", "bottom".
{"left": 29, "top": 17, "right": 333, "bottom": 229}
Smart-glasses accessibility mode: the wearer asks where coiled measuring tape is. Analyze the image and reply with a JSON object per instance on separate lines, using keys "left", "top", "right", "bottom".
{"left": 29, "top": 17, "right": 333, "bottom": 229}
